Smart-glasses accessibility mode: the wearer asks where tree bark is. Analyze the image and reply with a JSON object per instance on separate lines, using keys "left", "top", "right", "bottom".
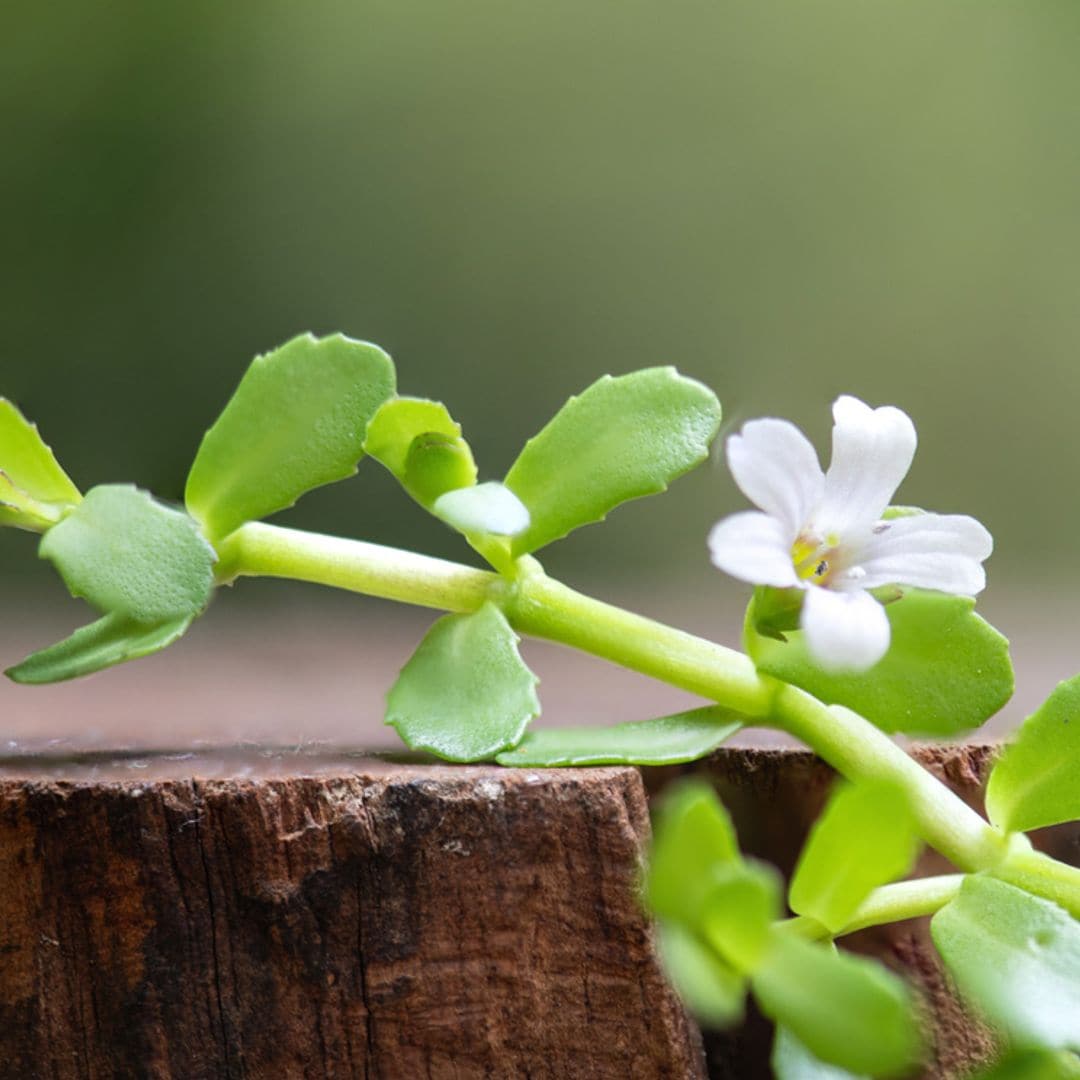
{"left": 0, "top": 761, "right": 704, "bottom": 1079}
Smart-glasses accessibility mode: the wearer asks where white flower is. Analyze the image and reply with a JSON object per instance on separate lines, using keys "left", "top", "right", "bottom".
{"left": 708, "top": 395, "right": 993, "bottom": 673}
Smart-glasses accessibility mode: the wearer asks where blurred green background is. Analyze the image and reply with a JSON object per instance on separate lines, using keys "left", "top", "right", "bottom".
{"left": 5, "top": 0, "right": 1080, "bottom": 587}
{"left": 3, "top": 1, "right": 1080, "bottom": 741}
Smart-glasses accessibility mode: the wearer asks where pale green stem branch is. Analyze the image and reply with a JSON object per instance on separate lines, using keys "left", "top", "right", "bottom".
{"left": 770, "top": 694, "right": 1009, "bottom": 872}
{"left": 215, "top": 521, "right": 496, "bottom": 612}
{"left": 995, "top": 846, "right": 1080, "bottom": 918}
{"left": 504, "top": 563, "right": 776, "bottom": 721}
{"left": 784, "top": 874, "right": 966, "bottom": 941}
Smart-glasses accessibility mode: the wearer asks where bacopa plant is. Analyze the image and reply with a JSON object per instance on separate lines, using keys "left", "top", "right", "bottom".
{"left": 4, "top": 332, "right": 1080, "bottom": 1076}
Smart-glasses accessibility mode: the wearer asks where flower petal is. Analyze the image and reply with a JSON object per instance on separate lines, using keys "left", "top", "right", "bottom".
{"left": 708, "top": 511, "right": 799, "bottom": 588}
{"left": 801, "top": 586, "right": 891, "bottom": 673}
{"left": 850, "top": 513, "right": 992, "bottom": 595}
{"left": 817, "top": 396, "right": 917, "bottom": 537}
{"left": 726, "top": 419, "right": 824, "bottom": 535}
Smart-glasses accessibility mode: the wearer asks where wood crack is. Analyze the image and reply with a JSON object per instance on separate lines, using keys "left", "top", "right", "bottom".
{"left": 354, "top": 784, "right": 377, "bottom": 1080}
{"left": 192, "top": 780, "right": 235, "bottom": 1079}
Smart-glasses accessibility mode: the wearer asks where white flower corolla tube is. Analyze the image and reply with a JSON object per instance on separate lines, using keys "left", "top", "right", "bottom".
{"left": 708, "top": 395, "right": 993, "bottom": 673}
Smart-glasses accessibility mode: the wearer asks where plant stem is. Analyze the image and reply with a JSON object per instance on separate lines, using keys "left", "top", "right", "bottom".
{"left": 220, "top": 523, "right": 1080, "bottom": 912}
{"left": 215, "top": 522, "right": 496, "bottom": 612}
{"left": 784, "top": 874, "right": 966, "bottom": 941}
{"left": 506, "top": 569, "right": 1003, "bottom": 871}
{"left": 505, "top": 562, "right": 776, "bottom": 721}
{"left": 770, "top": 696, "right": 1008, "bottom": 872}
{"left": 996, "top": 846, "right": 1080, "bottom": 919}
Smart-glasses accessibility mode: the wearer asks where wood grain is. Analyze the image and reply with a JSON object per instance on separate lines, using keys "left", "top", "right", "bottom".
{"left": 0, "top": 762, "right": 704, "bottom": 1079}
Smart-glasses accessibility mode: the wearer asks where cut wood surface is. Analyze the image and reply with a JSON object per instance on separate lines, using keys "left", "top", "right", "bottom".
{"left": 0, "top": 759, "right": 704, "bottom": 1079}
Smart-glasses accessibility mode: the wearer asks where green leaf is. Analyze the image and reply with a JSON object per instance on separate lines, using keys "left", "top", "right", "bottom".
{"left": 773, "top": 1026, "right": 867, "bottom": 1080}
{"left": 789, "top": 780, "right": 919, "bottom": 934}
{"left": 433, "top": 482, "right": 529, "bottom": 537}
{"left": 974, "top": 1050, "right": 1080, "bottom": 1080}
{"left": 364, "top": 395, "right": 478, "bottom": 508}
{"left": 0, "top": 399, "right": 80, "bottom": 506}
{"left": 494, "top": 705, "right": 741, "bottom": 766}
{"left": 701, "top": 859, "right": 782, "bottom": 973}
{"left": 986, "top": 676, "right": 1080, "bottom": 834}
{"left": 385, "top": 601, "right": 540, "bottom": 762}
{"left": 364, "top": 397, "right": 464, "bottom": 479}
{"left": 931, "top": 876, "right": 1080, "bottom": 1051}
{"left": 0, "top": 472, "right": 65, "bottom": 532}
{"left": 40, "top": 485, "right": 215, "bottom": 623}
{"left": 646, "top": 780, "right": 739, "bottom": 927}
{"left": 657, "top": 921, "right": 746, "bottom": 1028}
{"left": 0, "top": 399, "right": 80, "bottom": 531}
{"left": 7, "top": 485, "right": 216, "bottom": 683}
{"left": 748, "top": 585, "right": 804, "bottom": 642}
{"left": 646, "top": 781, "right": 778, "bottom": 974}
{"left": 403, "top": 433, "right": 478, "bottom": 506}
{"left": 751, "top": 932, "right": 923, "bottom": 1077}
{"left": 7, "top": 613, "right": 192, "bottom": 684}
{"left": 504, "top": 367, "right": 722, "bottom": 556}
{"left": 747, "top": 588, "right": 1013, "bottom": 736}
{"left": 186, "top": 333, "right": 396, "bottom": 541}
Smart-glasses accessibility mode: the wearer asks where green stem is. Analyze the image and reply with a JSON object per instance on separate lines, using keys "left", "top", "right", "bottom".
{"left": 505, "top": 562, "right": 776, "bottom": 721}
{"left": 215, "top": 522, "right": 496, "bottom": 612}
{"left": 996, "top": 846, "right": 1080, "bottom": 919}
{"left": 505, "top": 568, "right": 1002, "bottom": 871}
{"left": 219, "top": 523, "right": 1080, "bottom": 912}
{"left": 784, "top": 874, "right": 966, "bottom": 941}
{"left": 771, "top": 695, "right": 1008, "bottom": 872}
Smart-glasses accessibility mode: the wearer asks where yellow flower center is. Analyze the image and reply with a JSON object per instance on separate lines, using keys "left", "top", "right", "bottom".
{"left": 791, "top": 534, "right": 839, "bottom": 586}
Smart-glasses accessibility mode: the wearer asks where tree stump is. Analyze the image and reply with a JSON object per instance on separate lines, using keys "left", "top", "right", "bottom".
{"left": 0, "top": 759, "right": 704, "bottom": 1079}
{"left": 3, "top": 744, "right": 1075, "bottom": 1079}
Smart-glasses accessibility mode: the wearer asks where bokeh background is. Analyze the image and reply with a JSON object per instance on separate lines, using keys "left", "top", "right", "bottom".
{"left": 3, "top": 0, "right": 1080, "bottom": 753}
